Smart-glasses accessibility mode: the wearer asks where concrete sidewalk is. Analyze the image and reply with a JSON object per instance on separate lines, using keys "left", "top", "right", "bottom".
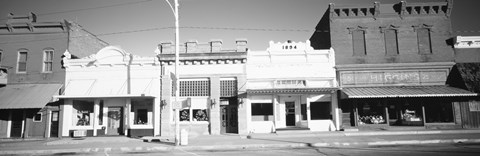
{"left": 1, "top": 129, "right": 480, "bottom": 155}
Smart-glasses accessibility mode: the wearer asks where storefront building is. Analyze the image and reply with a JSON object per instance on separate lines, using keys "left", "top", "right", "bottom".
{"left": 311, "top": 1, "right": 478, "bottom": 130}
{"left": 56, "top": 46, "right": 161, "bottom": 137}
{"left": 245, "top": 40, "right": 339, "bottom": 133}
{"left": 157, "top": 39, "right": 248, "bottom": 136}
{"left": 0, "top": 13, "right": 107, "bottom": 138}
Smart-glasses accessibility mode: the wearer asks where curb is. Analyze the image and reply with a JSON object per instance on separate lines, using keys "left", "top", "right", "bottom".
{"left": 2, "top": 138, "right": 480, "bottom": 155}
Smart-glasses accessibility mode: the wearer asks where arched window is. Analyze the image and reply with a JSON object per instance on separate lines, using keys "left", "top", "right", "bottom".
{"left": 43, "top": 48, "right": 54, "bottom": 72}
{"left": 17, "top": 49, "right": 28, "bottom": 73}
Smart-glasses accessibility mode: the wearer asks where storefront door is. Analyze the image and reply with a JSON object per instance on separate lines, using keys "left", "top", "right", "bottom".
{"left": 285, "top": 102, "right": 295, "bottom": 126}
{"left": 10, "top": 110, "right": 23, "bottom": 138}
{"left": 221, "top": 105, "right": 238, "bottom": 133}
{"left": 50, "top": 111, "right": 59, "bottom": 137}
{"left": 107, "top": 107, "right": 123, "bottom": 135}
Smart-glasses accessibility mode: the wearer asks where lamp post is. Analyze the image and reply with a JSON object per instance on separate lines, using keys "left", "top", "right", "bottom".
{"left": 162, "top": 0, "right": 180, "bottom": 146}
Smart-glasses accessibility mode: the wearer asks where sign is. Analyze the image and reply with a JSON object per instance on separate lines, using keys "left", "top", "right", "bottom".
{"left": 340, "top": 70, "right": 447, "bottom": 86}
{"left": 469, "top": 101, "right": 480, "bottom": 112}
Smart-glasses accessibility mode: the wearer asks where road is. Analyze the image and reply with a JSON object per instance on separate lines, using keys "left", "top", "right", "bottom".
{"left": 29, "top": 143, "right": 480, "bottom": 156}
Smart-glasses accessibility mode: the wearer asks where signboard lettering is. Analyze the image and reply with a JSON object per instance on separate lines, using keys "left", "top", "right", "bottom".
{"left": 340, "top": 70, "right": 447, "bottom": 86}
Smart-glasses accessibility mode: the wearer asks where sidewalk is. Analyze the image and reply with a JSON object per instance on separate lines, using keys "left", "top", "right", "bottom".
{"left": 1, "top": 129, "right": 480, "bottom": 155}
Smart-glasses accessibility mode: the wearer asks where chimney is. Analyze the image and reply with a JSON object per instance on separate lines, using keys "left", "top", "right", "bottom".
{"left": 236, "top": 38, "right": 248, "bottom": 52}
{"left": 185, "top": 40, "right": 198, "bottom": 53}
{"left": 210, "top": 39, "right": 223, "bottom": 52}
{"left": 160, "top": 41, "right": 173, "bottom": 54}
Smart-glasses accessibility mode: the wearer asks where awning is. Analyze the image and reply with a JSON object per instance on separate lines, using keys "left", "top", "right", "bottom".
{"left": 247, "top": 88, "right": 339, "bottom": 94}
{"left": 0, "top": 83, "right": 63, "bottom": 109}
{"left": 56, "top": 78, "right": 157, "bottom": 99}
{"left": 342, "top": 86, "right": 478, "bottom": 98}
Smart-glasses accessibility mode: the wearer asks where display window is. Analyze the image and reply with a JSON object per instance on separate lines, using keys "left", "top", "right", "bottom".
{"left": 72, "top": 100, "right": 94, "bottom": 126}
{"left": 425, "top": 100, "right": 453, "bottom": 123}
{"left": 357, "top": 102, "right": 386, "bottom": 124}
{"left": 131, "top": 98, "right": 153, "bottom": 125}
{"left": 251, "top": 103, "right": 273, "bottom": 121}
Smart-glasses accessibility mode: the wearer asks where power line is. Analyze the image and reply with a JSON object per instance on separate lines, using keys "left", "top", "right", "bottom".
{"left": 0, "top": 0, "right": 153, "bottom": 21}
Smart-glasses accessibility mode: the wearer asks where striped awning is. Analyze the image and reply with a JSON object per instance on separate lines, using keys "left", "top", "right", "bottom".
{"left": 0, "top": 83, "right": 63, "bottom": 109}
{"left": 342, "top": 86, "right": 478, "bottom": 98}
{"left": 247, "top": 88, "right": 339, "bottom": 94}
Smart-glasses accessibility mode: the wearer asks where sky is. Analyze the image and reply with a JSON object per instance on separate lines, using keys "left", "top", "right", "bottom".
{"left": 1, "top": 0, "right": 479, "bottom": 57}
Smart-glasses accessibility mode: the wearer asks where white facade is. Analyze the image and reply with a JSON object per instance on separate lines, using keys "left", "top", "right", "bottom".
{"left": 246, "top": 40, "right": 339, "bottom": 133}
{"left": 57, "top": 46, "right": 161, "bottom": 137}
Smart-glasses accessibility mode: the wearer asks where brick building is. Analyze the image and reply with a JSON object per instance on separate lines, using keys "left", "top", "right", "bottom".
{"left": 310, "top": 0, "right": 478, "bottom": 130}
{"left": 0, "top": 13, "right": 108, "bottom": 138}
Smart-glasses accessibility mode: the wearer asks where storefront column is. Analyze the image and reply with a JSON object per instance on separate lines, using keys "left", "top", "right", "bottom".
{"left": 306, "top": 95, "right": 311, "bottom": 129}
{"left": 209, "top": 76, "right": 221, "bottom": 135}
{"left": 331, "top": 91, "right": 339, "bottom": 131}
{"left": 45, "top": 110, "right": 52, "bottom": 138}
{"left": 272, "top": 94, "right": 278, "bottom": 129}
{"left": 60, "top": 99, "right": 73, "bottom": 137}
{"left": 422, "top": 105, "right": 426, "bottom": 126}
{"left": 6, "top": 110, "right": 11, "bottom": 138}
{"left": 93, "top": 99, "right": 100, "bottom": 136}
{"left": 153, "top": 97, "right": 161, "bottom": 136}
{"left": 125, "top": 98, "right": 131, "bottom": 136}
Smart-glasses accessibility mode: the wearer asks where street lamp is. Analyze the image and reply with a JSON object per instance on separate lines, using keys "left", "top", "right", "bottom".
{"left": 162, "top": 0, "right": 181, "bottom": 146}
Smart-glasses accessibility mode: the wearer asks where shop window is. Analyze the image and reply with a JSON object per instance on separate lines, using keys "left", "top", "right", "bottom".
{"left": 469, "top": 101, "right": 480, "bottom": 112}
{"left": 251, "top": 103, "right": 273, "bottom": 121}
{"left": 17, "top": 50, "right": 28, "bottom": 73}
{"left": 179, "top": 109, "right": 208, "bottom": 122}
{"left": 131, "top": 98, "right": 153, "bottom": 125}
{"left": 33, "top": 112, "right": 42, "bottom": 122}
{"left": 417, "top": 28, "right": 432, "bottom": 54}
{"left": 301, "top": 103, "right": 307, "bottom": 120}
{"left": 73, "top": 100, "right": 94, "bottom": 126}
{"left": 0, "top": 50, "right": 2, "bottom": 64}
{"left": 99, "top": 100, "right": 103, "bottom": 125}
{"left": 384, "top": 29, "right": 399, "bottom": 56}
{"left": 425, "top": 101, "right": 453, "bottom": 123}
{"left": 358, "top": 102, "right": 386, "bottom": 124}
{"left": 310, "top": 102, "right": 331, "bottom": 120}
{"left": 43, "top": 49, "right": 54, "bottom": 72}
{"left": 352, "top": 30, "right": 366, "bottom": 56}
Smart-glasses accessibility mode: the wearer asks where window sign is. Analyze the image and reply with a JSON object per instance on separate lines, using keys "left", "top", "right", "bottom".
{"left": 469, "top": 101, "right": 480, "bottom": 112}
{"left": 72, "top": 100, "right": 93, "bottom": 126}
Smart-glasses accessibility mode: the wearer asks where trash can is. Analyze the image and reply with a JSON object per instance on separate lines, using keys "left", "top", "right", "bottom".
{"left": 180, "top": 129, "right": 188, "bottom": 145}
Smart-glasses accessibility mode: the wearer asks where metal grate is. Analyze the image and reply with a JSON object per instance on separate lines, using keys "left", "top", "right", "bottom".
{"left": 221, "top": 79, "right": 237, "bottom": 97}
{"left": 173, "top": 79, "right": 210, "bottom": 96}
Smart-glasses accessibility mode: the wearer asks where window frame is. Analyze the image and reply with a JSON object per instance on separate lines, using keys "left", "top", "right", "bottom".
{"left": 251, "top": 103, "right": 274, "bottom": 121}
{"left": 33, "top": 112, "right": 42, "bottom": 122}
{"left": 352, "top": 30, "right": 367, "bottom": 56}
{"left": 43, "top": 49, "right": 54, "bottom": 72}
{"left": 17, "top": 50, "right": 28, "bottom": 73}
{"left": 0, "top": 49, "right": 3, "bottom": 64}
{"left": 384, "top": 29, "right": 399, "bottom": 56}
{"left": 417, "top": 28, "right": 433, "bottom": 55}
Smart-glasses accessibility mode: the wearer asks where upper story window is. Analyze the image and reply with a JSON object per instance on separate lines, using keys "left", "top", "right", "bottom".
{"left": 384, "top": 29, "right": 399, "bottom": 56}
{"left": 352, "top": 30, "right": 366, "bottom": 56}
{"left": 220, "top": 78, "right": 237, "bottom": 97}
{"left": 17, "top": 50, "right": 28, "bottom": 73}
{"left": 417, "top": 28, "right": 432, "bottom": 54}
{"left": 43, "top": 49, "right": 54, "bottom": 72}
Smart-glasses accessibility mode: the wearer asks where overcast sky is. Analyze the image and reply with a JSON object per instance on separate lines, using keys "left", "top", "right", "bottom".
{"left": 1, "top": 0, "right": 479, "bottom": 56}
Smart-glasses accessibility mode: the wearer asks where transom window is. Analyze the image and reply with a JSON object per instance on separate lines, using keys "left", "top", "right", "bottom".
{"left": 43, "top": 49, "right": 54, "bottom": 72}
{"left": 17, "top": 50, "right": 28, "bottom": 73}
{"left": 175, "top": 79, "right": 210, "bottom": 97}
{"left": 220, "top": 78, "right": 237, "bottom": 97}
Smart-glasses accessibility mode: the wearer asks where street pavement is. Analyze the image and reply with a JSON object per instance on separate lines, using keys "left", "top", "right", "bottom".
{"left": 1, "top": 129, "right": 480, "bottom": 155}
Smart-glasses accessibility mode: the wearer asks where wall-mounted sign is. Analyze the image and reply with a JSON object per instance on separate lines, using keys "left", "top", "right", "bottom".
{"left": 340, "top": 70, "right": 447, "bottom": 86}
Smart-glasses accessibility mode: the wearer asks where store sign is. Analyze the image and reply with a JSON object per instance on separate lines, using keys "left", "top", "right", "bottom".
{"left": 340, "top": 70, "right": 447, "bottom": 86}
{"left": 469, "top": 101, "right": 480, "bottom": 112}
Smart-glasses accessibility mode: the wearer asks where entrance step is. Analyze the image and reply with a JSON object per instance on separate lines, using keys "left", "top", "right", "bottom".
{"left": 275, "top": 127, "right": 311, "bottom": 134}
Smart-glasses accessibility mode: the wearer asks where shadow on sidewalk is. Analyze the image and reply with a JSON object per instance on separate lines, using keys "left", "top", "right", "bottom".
{"left": 246, "top": 135, "right": 316, "bottom": 147}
